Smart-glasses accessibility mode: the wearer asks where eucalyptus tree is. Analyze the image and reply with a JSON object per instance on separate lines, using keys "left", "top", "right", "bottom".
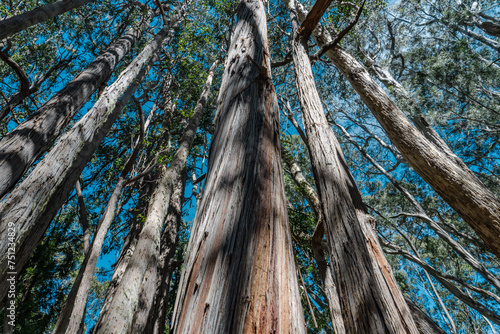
{"left": 145, "top": 174, "right": 187, "bottom": 334}
{"left": 50, "top": 91, "right": 157, "bottom": 333}
{"left": 0, "top": 12, "right": 150, "bottom": 199}
{"left": 285, "top": 0, "right": 419, "bottom": 332}
{"left": 171, "top": 0, "right": 306, "bottom": 332}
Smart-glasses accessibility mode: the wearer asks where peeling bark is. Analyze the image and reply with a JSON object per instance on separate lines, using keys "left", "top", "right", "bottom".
{"left": 171, "top": 1, "right": 306, "bottom": 332}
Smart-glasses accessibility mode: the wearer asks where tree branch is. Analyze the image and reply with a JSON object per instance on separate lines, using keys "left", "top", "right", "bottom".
{"left": 313, "top": 0, "right": 366, "bottom": 60}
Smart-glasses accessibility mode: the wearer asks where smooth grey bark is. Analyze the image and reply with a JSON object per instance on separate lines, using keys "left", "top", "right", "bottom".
{"left": 171, "top": 1, "right": 306, "bottom": 333}
{"left": 0, "top": 0, "right": 95, "bottom": 40}
{"left": 297, "top": 3, "right": 500, "bottom": 259}
{"left": 0, "top": 22, "right": 167, "bottom": 301}
{"left": 93, "top": 59, "right": 216, "bottom": 334}
{"left": 144, "top": 174, "right": 186, "bottom": 334}
{"left": 288, "top": 1, "right": 418, "bottom": 332}
{"left": 0, "top": 24, "right": 146, "bottom": 199}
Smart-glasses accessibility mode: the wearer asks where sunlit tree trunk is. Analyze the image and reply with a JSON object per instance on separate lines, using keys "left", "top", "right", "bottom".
{"left": 171, "top": 1, "right": 306, "bottom": 333}
{"left": 0, "top": 23, "right": 147, "bottom": 199}
{"left": 286, "top": 1, "right": 418, "bottom": 333}
{"left": 93, "top": 59, "right": 217, "bottom": 334}
{"left": 0, "top": 0, "right": 95, "bottom": 40}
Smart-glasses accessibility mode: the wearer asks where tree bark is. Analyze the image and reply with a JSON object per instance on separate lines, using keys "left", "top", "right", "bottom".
{"left": 0, "top": 24, "right": 146, "bottom": 199}
{"left": 0, "top": 23, "right": 166, "bottom": 301}
{"left": 144, "top": 174, "right": 186, "bottom": 334}
{"left": 333, "top": 120, "right": 500, "bottom": 291}
{"left": 93, "top": 59, "right": 216, "bottom": 334}
{"left": 297, "top": 3, "right": 500, "bottom": 258}
{"left": 287, "top": 1, "right": 418, "bottom": 332}
{"left": 171, "top": 1, "right": 306, "bottom": 333}
{"left": 0, "top": 0, "right": 95, "bottom": 40}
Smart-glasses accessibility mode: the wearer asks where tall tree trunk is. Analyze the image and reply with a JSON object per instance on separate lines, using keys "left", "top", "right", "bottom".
{"left": 286, "top": 1, "right": 418, "bottom": 332}
{"left": 0, "top": 23, "right": 168, "bottom": 301}
{"left": 0, "top": 23, "right": 147, "bottom": 199}
{"left": 51, "top": 101, "right": 150, "bottom": 334}
{"left": 145, "top": 174, "right": 186, "bottom": 334}
{"left": 96, "top": 174, "right": 156, "bottom": 329}
{"left": 281, "top": 144, "right": 345, "bottom": 332}
{"left": 171, "top": 1, "right": 306, "bottom": 333}
{"left": 282, "top": 143, "right": 447, "bottom": 334}
{"left": 0, "top": 0, "right": 96, "bottom": 40}
{"left": 297, "top": 3, "right": 500, "bottom": 259}
{"left": 93, "top": 59, "right": 216, "bottom": 334}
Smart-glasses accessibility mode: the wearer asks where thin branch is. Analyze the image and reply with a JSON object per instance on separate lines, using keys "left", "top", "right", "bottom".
{"left": 313, "top": 0, "right": 366, "bottom": 60}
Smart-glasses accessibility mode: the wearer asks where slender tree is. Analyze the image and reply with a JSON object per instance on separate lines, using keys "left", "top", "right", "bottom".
{"left": 50, "top": 98, "right": 153, "bottom": 334}
{"left": 171, "top": 1, "right": 306, "bottom": 332}
{"left": 286, "top": 0, "right": 418, "bottom": 332}
{"left": 93, "top": 59, "right": 217, "bottom": 333}
{"left": 145, "top": 173, "right": 186, "bottom": 334}
{"left": 0, "top": 18, "right": 172, "bottom": 301}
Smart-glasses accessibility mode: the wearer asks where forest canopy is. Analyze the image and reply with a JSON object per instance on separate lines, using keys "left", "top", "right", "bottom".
{"left": 0, "top": 0, "right": 499, "bottom": 333}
